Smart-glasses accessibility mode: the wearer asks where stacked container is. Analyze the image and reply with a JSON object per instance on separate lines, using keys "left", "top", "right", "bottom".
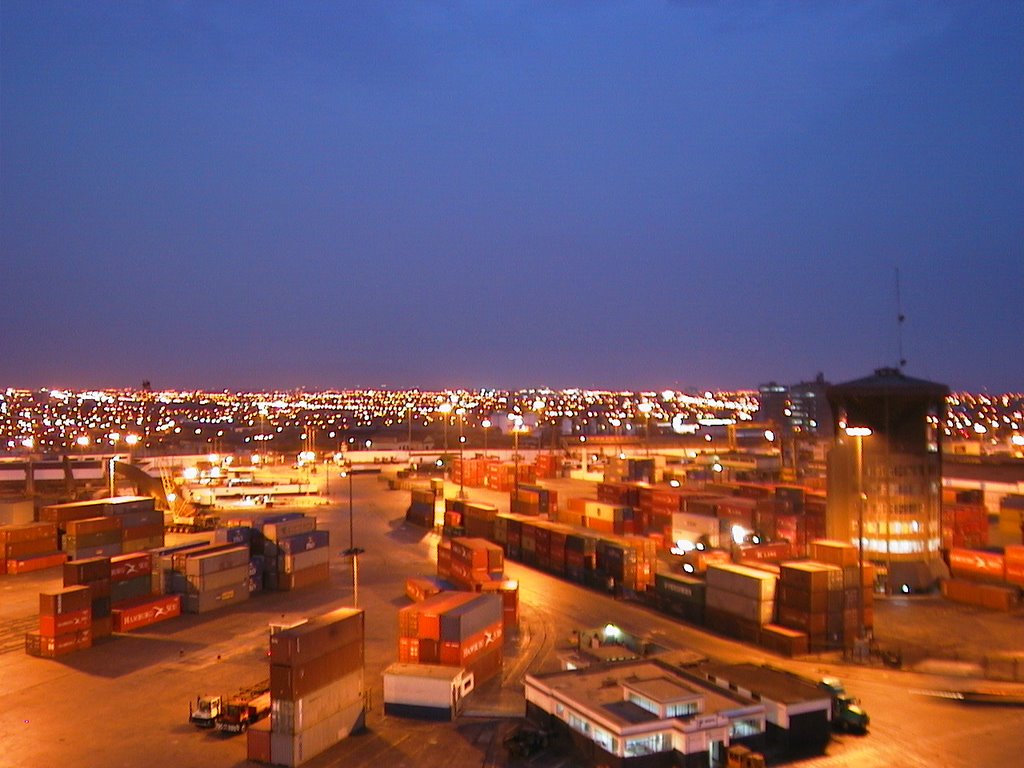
{"left": 487, "top": 462, "right": 535, "bottom": 493}
{"left": 705, "top": 563, "right": 778, "bottom": 642}
{"left": 266, "top": 608, "right": 365, "bottom": 767}
{"left": 510, "top": 484, "right": 557, "bottom": 517}
{"left": 108, "top": 497, "right": 164, "bottom": 552}
{"left": 63, "top": 516, "right": 123, "bottom": 560}
{"left": 27, "top": 585, "right": 93, "bottom": 658}
{"left": 775, "top": 561, "right": 844, "bottom": 651}
{"left": 592, "top": 535, "right": 656, "bottom": 594}
{"left": 109, "top": 549, "right": 182, "bottom": 631}
{"left": 397, "top": 592, "right": 503, "bottom": 685}
{"left": 809, "top": 540, "right": 875, "bottom": 642}
{"left": 0, "top": 522, "right": 62, "bottom": 574}
{"left": 458, "top": 501, "right": 499, "bottom": 538}
{"left": 406, "top": 488, "right": 437, "bottom": 528}
{"left": 653, "top": 571, "right": 706, "bottom": 624}
{"left": 264, "top": 518, "right": 330, "bottom": 591}
{"left": 182, "top": 545, "right": 250, "bottom": 613}
{"left": 444, "top": 538, "right": 504, "bottom": 589}
{"left": 63, "top": 556, "right": 114, "bottom": 638}
{"left": 534, "top": 453, "right": 561, "bottom": 479}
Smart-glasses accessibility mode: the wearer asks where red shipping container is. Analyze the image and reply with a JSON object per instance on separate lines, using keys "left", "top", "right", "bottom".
{"left": 111, "top": 594, "right": 181, "bottom": 632}
{"left": 110, "top": 552, "right": 152, "bottom": 582}
{"left": 8, "top": 552, "right": 67, "bottom": 574}
{"left": 39, "top": 608, "right": 91, "bottom": 638}
{"left": 40, "top": 585, "right": 92, "bottom": 616}
{"left": 1005, "top": 546, "right": 1024, "bottom": 587}
{"left": 949, "top": 548, "right": 1005, "bottom": 583}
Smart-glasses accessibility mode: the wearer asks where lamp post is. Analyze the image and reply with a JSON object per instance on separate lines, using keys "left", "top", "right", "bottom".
{"left": 481, "top": 419, "right": 491, "bottom": 458}
{"left": 638, "top": 402, "right": 653, "bottom": 456}
{"left": 510, "top": 415, "right": 526, "bottom": 499}
{"left": 846, "top": 426, "right": 872, "bottom": 652}
{"left": 125, "top": 433, "right": 139, "bottom": 464}
{"left": 340, "top": 467, "right": 364, "bottom": 607}
{"left": 457, "top": 408, "right": 466, "bottom": 499}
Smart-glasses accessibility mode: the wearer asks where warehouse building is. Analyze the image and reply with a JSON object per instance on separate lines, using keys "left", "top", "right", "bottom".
{"left": 693, "top": 663, "right": 832, "bottom": 751}
{"left": 524, "top": 658, "right": 765, "bottom": 768}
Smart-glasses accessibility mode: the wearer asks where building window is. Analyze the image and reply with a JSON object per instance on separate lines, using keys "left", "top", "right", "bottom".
{"left": 730, "top": 718, "right": 761, "bottom": 738}
{"left": 568, "top": 713, "right": 590, "bottom": 735}
{"left": 666, "top": 701, "right": 699, "bottom": 718}
{"left": 624, "top": 732, "right": 671, "bottom": 756}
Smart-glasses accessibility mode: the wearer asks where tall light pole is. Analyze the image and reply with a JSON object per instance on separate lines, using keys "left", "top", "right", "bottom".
{"left": 340, "top": 467, "right": 364, "bottom": 607}
{"left": 638, "top": 402, "right": 653, "bottom": 456}
{"left": 846, "top": 426, "right": 872, "bottom": 652}
{"left": 481, "top": 419, "right": 491, "bottom": 458}
{"left": 457, "top": 408, "right": 467, "bottom": 499}
{"left": 510, "top": 415, "right": 526, "bottom": 498}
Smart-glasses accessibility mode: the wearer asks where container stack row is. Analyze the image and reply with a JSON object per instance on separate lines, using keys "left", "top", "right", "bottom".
{"left": 942, "top": 546, "right": 1023, "bottom": 611}
{"left": 397, "top": 591, "right": 504, "bottom": 686}
{"left": 704, "top": 562, "right": 777, "bottom": 643}
{"left": 39, "top": 496, "right": 165, "bottom": 561}
{"left": 250, "top": 608, "right": 365, "bottom": 767}
{"left": 26, "top": 585, "right": 92, "bottom": 658}
{"left": 0, "top": 521, "right": 62, "bottom": 574}
{"left": 63, "top": 556, "right": 114, "bottom": 638}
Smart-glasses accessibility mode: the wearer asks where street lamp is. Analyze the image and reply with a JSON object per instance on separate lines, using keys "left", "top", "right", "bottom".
{"left": 481, "top": 419, "right": 491, "bottom": 458}
{"left": 638, "top": 402, "right": 653, "bottom": 456}
{"left": 509, "top": 415, "right": 527, "bottom": 498}
{"left": 438, "top": 402, "right": 453, "bottom": 456}
{"left": 340, "top": 467, "right": 364, "bottom": 607}
{"left": 846, "top": 426, "right": 872, "bottom": 652}
{"left": 457, "top": 408, "right": 467, "bottom": 500}
{"left": 125, "top": 433, "right": 139, "bottom": 464}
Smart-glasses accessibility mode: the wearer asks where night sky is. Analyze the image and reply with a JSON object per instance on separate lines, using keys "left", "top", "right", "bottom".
{"left": 2, "top": 2, "right": 1021, "bottom": 393}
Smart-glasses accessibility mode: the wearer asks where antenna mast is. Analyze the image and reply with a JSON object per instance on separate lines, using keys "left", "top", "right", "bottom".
{"left": 895, "top": 267, "right": 906, "bottom": 370}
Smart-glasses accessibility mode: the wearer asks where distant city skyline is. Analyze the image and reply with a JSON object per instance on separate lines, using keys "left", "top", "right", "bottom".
{"left": 3, "top": 3, "right": 1021, "bottom": 392}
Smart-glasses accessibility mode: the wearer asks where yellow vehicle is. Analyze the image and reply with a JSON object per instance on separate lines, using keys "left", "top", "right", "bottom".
{"left": 726, "top": 743, "right": 766, "bottom": 768}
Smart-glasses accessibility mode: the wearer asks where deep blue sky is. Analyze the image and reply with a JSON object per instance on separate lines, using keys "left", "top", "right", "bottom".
{"left": 2, "top": 2, "right": 1021, "bottom": 392}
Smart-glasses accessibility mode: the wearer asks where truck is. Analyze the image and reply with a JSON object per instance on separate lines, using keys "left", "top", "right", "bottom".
{"left": 189, "top": 694, "right": 224, "bottom": 728}
{"left": 188, "top": 680, "right": 270, "bottom": 731}
{"left": 726, "top": 744, "right": 766, "bottom": 768}
{"left": 217, "top": 685, "right": 272, "bottom": 733}
{"left": 818, "top": 677, "right": 870, "bottom": 733}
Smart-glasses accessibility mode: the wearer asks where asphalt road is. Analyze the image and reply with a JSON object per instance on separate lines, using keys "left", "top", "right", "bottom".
{"left": 1, "top": 473, "right": 1023, "bottom": 768}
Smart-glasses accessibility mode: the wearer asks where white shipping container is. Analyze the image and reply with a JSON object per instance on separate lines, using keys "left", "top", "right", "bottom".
{"left": 272, "top": 668, "right": 363, "bottom": 734}
{"left": 706, "top": 563, "right": 777, "bottom": 601}
{"left": 382, "top": 663, "right": 474, "bottom": 714}
{"left": 671, "top": 512, "right": 721, "bottom": 548}
{"left": 184, "top": 546, "right": 250, "bottom": 576}
{"left": 706, "top": 587, "right": 776, "bottom": 625}
{"left": 269, "top": 699, "right": 364, "bottom": 767}
{"left": 187, "top": 563, "right": 248, "bottom": 594}
{"left": 583, "top": 500, "right": 630, "bottom": 522}
{"left": 283, "top": 546, "right": 330, "bottom": 574}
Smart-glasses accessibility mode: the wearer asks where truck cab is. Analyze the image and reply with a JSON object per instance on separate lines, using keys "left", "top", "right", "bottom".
{"left": 189, "top": 695, "right": 223, "bottom": 728}
{"left": 818, "top": 678, "right": 869, "bottom": 733}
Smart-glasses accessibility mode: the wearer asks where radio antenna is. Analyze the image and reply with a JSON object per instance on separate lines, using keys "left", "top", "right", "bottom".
{"left": 895, "top": 267, "right": 906, "bottom": 370}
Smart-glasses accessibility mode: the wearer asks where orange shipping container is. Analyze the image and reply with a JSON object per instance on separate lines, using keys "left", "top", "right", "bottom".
{"left": 948, "top": 548, "right": 1006, "bottom": 583}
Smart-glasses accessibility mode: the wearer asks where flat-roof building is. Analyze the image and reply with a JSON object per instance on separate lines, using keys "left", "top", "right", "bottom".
{"left": 524, "top": 658, "right": 765, "bottom": 767}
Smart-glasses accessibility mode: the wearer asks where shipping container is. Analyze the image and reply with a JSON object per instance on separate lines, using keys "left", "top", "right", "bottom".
{"left": 268, "top": 699, "right": 364, "bottom": 767}
{"left": 39, "top": 585, "right": 92, "bottom": 616}
{"left": 270, "top": 608, "right": 365, "bottom": 667}
{"left": 111, "top": 594, "right": 181, "bottom": 631}
{"left": 948, "top": 548, "right": 1006, "bottom": 583}
{"left": 271, "top": 668, "right": 363, "bottom": 733}
{"left": 110, "top": 552, "right": 153, "bottom": 581}
{"left": 271, "top": 639, "right": 364, "bottom": 700}
{"left": 382, "top": 663, "right": 474, "bottom": 721}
